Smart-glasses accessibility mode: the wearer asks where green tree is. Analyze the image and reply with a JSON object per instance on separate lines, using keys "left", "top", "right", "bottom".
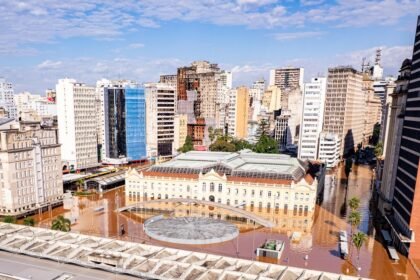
{"left": 374, "top": 141, "right": 383, "bottom": 158}
{"left": 370, "top": 122, "right": 381, "bottom": 145}
{"left": 76, "top": 178, "right": 85, "bottom": 191}
{"left": 352, "top": 231, "right": 367, "bottom": 264}
{"left": 2, "top": 216, "right": 16, "bottom": 224}
{"left": 231, "top": 139, "right": 253, "bottom": 151}
{"left": 255, "top": 119, "right": 270, "bottom": 138}
{"left": 179, "top": 135, "right": 194, "bottom": 153}
{"left": 51, "top": 215, "right": 71, "bottom": 232}
{"left": 209, "top": 138, "right": 236, "bottom": 152}
{"left": 253, "top": 134, "right": 278, "bottom": 154}
{"left": 208, "top": 126, "right": 215, "bottom": 142}
{"left": 349, "top": 197, "right": 360, "bottom": 212}
{"left": 23, "top": 217, "right": 36, "bottom": 226}
{"left": 348, "top": 211, "right": 362, "bottom": 237}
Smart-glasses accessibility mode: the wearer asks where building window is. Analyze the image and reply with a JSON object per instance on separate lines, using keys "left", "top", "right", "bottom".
{"left": 165, "top": 194, "right": 168, "bottom": 199}
{"left": 243, "top": 189, "right": 247, "bottom": 196}
{"left": 259, "top": 190, "right": 263, "bottom": 197}
{"left": 284, "top": 204, "right": 288, "bottom": 214}
{"left": 218, "top": 184, "right": 223, "bottom": 192}
{"left": 210, "top": 183, "right": 215, "bottom": 192}
{"left": 258, "top": 202, "right": 262, "bottom": 212}
{"left": 217, "top": 198, "right": 221, "bottom": 203}
{"left": 251, "top": 190, "right": 255, "bottom": 197}
{"left": 187, "top": 186, "right": 190, "bottom": 192}
{"left": 227, "top": 199, "right": 230, "bottom": 206}
{"left": 202, "top": 183, "right": 206, "bottom": 192}
{"left": 268, "top": 191, "right": 271, "bottom": 198}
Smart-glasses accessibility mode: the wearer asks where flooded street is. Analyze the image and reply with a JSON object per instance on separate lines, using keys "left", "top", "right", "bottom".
{"left": 34, "top": 164, "right": 419, "bottom": 279}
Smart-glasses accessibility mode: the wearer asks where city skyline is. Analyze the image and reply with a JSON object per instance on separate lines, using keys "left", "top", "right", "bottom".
{"left": 0, "top": 0, "right": 418, "bottom": 93}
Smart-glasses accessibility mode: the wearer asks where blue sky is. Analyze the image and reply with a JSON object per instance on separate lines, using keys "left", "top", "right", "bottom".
{"left": 0, "top": 0, "right": 418, "bottom": 93}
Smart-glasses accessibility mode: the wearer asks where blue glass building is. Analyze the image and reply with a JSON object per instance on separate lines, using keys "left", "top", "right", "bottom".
{"left": 103, "top": 84, "right": 146, "bottom": 162}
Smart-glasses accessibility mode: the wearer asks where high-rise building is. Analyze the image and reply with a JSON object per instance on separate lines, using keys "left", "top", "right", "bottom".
{"left": 0, "top": 120, "right": 62, "bottom": 215}
{"left": 318, "top": 133, "right": 341, "bottom": 169}
{"left": 377, "top": 59, "right": 411, "bottom": 215}
{"left": 387, "top": 16, "right": 420, "bottom": 259}
{"left": 173, "top": 114, "right": 188, "bottom": 151}
{"left": 298, "top": 77, "right": 327, "bottom": 160}
{"left": 362, "top": 72, "right": 382, "bottom": 143}
{"left": 145, "top": 83, "right": 176, "bottom": 158}
{"left": 176, "top": 61, "right": 227, "bottom": 145}
{"left": 227, "top": 87, "right": 249, "bottom": 139}
{"left": 14, "top": 92, "right": 56, "bottom": 120}
{"left": 323, "top": 67, "right": 365, "bottom": 155}
{"left": 96, "top": 79, "right": 147, "bottom": 164}
{"left": 269, "top": 67, "right": 304, "bottom": 91}
{"left": 0, "top": 78, "right": 17, "bottom": 119}
{"left": 56, "top": 78, "right": 99, "bottom": 170}
{"left": 262, "top": 85, "right": 282, "bottom": 112}
{"left": 274, "top": 110, "right": 290, "bottom": 150}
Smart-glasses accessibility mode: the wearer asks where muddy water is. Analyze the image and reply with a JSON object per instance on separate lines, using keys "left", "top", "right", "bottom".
{"left": 34, "top": 164, "right": 419, "bottom": 279}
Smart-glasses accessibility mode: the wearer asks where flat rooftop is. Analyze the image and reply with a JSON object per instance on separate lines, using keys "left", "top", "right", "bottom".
{"left": 149, "top": 150, "right": 308, "bottom": 181}
{"left": 0, "top": 223, "right": 369, "bottom": 280}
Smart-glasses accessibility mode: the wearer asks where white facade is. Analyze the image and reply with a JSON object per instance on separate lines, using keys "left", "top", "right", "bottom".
{"left": 56, "top": 78, "right": 98, "bottom": 170}
{"left": 298, "top": 77, "right": 327, "bottom": 160}
{"left": 14, "top": 92, "right": 56, "bottom": 119}
{"left": 145, "top": 83, "right": 176, "bottom": 158}
{"left": 0, "top": 78, "right": 17, "bottom": 119}
{"left": 0, "top": 121, "right": 63, "bottom": 214}
{"left": 125, "top": 151, "right": 318, "bottom": 212}
{"left": 318, "top": 133, "right": 341, "bottom": 168}
{"left": 227, "top": 89, "right": 237, "bottom": 137}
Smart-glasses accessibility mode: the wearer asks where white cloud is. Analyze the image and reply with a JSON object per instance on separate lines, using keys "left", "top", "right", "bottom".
{"left": 273, "top": 31, "right": 324, "bottom": 41}
{"left": 300, "top": 0, "right": 325, "bottom": 6}
{"left": 0, "top": 0, "right": 417, "bottom": 54}
{"left": 37, "top": 60, "right": 63, "bottom": 70}
{"left": 128, "top": 43, "right": 145, "bottom": 49}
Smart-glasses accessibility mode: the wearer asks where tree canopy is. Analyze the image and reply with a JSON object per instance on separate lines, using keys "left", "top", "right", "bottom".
{"left": 253, "top": 134, "right": 279, "bottom": 154}
{"left": 51, "top": 215, "right": 71, "bottom": 232}
{"left": 179, "top": 135, "right": 194, "bottom": 153}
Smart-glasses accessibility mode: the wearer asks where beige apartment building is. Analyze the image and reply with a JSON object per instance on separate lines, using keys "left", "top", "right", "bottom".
{"left": 323, "top": 67, "right": 365, "bottom": 155}
{"left": 362, "top": 73, "right": 382, "bottom": 143}
{"left": 125, "top": 151, "right": 319, "bottom": 213}
{"left": 173, "top": 114, "right": 188, "bottom": 151}
{"left": 262, "top": 85, "right": 282, "bottom": 112}
{"left": 0, "top": 119, "right": 63, "bottom": 215}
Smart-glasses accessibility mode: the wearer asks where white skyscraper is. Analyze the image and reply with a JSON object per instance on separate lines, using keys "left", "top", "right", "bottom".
{"left": 298, "top": 77, "right": 327, "bottom": 160}
{"left": 56, "top": 78, "right": 99, "bottom": 170}
{"left": 0, "top": 78, "right": 17, "bottom": 119}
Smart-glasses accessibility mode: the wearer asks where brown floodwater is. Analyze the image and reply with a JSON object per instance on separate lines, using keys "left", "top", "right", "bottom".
{"left": 33, "top": 164, "right": 420, "bottom": 279}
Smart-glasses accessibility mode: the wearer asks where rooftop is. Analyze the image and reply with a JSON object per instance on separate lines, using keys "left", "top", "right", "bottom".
{"left": 149, "top": 150, "right": 308, "bottom": 181}
{"left": 0, "top": 223, "right": 369, "bottom": 280}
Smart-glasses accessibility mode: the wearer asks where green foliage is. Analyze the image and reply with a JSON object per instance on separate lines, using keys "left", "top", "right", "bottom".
{"left": 374, "top": 141, "right": 383, "bottom": 158}
{"left": 255, "top": 119, "right": 270, "bottom": 138}
{"left": 231, "top": 139, "right": 253, "bottom": 151}
{"left": 348, "top": 211, "right": 362, "bottom": 229}
{"left": 2, "top": 216, "right": 16, "bottom": 224}
{"left": 209, "top": 138, "right": 236, "bottom": 152}
{"left": 51, "top": 215, "right": 71, "bottom": 232}
{"left": 23, "top": 217, "right": 35, "bottom": 226}
{"left": 352, "top": 232, "right": 367, "bottom": 259}
{"left": 179, "top": 135, "right": 194, "bottom": 153}
{"left": 349, "top": 197, "right": 360, "bottom": 212}
{"left": 253, "top": 134, "right": 278, "bottom": 154}
{"left": 370, "top": 122, "right": 381, "bottom": 145}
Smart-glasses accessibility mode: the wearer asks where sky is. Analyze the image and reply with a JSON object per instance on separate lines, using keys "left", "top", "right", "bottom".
{"left": 0, "top": 0, "right": 419, "bottom": 93}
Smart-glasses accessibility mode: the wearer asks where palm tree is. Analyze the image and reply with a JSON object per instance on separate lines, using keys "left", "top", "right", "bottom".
{"left": 23, "top": 217, "right": 35, "bottom": 226}
{"left": 2, "top": 216, "right": 16, "bottom": 224}
{"left": 51, "top": 215, "right": 71, "bottom": 232}
{"left": 349, "top": 197, "right": 360, "bottom": 212}
{"left": 352, "top": 231, "right": 367, "bottom": 271}
{"left": 348, "top": 211, "right": 362, "bottom": 234}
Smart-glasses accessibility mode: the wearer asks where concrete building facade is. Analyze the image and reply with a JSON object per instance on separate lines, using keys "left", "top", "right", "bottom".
{"left": 323, "top": 67, "right": 365, "bottom": 156}
{"left": 298, "top": 77, "right": 327, "bottom": 160}
{"left": 387, "top": 17, "right": 420, "bottom": 260}
{"left": 56, "top": 78, "right": 98, "bottom": 170}
{"left": 0, "top": 120, "right": 62, "bottom": 215}
{"left": 318, "top": 133, "right": 341, "bottom": 169}
{"left": 145, "top": 83, "right": 176, "bottom": 158}
{"left": 126, "top": 151, "right": 318, "bottom": 213}
{"left": 0, "top": 78, "right": 17, "bottom": 120}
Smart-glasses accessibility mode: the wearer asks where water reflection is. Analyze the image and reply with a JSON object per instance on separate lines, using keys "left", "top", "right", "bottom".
{"left": 33, "top": 164, "right": 419, "bottom": 279}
